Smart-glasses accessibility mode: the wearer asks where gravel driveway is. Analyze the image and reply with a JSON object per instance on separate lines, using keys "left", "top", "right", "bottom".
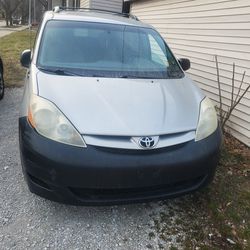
{"left": 0, "top": 88, "right": 191, "bottom": 250}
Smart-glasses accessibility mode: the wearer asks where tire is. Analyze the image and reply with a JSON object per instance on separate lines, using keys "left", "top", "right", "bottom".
{"left": 0, "top": 70, "right": 4, "bottom": 100}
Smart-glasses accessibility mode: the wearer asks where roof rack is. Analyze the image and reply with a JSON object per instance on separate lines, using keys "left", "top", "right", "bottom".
{"left": 52, "top": 6, "right": 139, "bottom": 21}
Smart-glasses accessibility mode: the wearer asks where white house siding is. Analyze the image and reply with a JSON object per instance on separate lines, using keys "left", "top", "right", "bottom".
{"left": 80, "top": 0, "right": 90, "bottom": 8}
{"left": 80, "top": 0, "right": 123, "bottom": 12}
{"left": 131, "top": 0, "right": 250, "bottom": 146}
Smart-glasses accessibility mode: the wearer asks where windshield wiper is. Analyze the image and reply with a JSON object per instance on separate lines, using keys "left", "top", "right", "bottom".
{"left": 38, "top": 67, "right": 85, "bottom": 76}
{"left": 117, "top": 75, "right": 153, "bottom": 79}
{"left": 167, "top": 70, "right": 184, "bottom": 78}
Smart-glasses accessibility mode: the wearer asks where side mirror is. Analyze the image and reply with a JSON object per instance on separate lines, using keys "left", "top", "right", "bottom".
{"left": 178, "top": 58, "right": 191, "bottom": 71}
{"left": 20, "top": 49, "right": 31, "bottom": 68}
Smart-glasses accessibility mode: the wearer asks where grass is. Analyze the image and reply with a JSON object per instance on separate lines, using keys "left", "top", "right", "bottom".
{"left": 0, "top": 29, "right": 36, "bottom": 87}
{"left": 200, "top": 135, "right": 250, "bottom": 250}
{"left": 185, "top": 134, "right": 250, "bottom": 249}
{"left": 157, "top": 134, "right": 250, "bottom": 249}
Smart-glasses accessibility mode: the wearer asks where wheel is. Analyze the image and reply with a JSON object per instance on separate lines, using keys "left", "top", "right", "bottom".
{"left": 0, "top": 70, "right": 4, "bottom": 100}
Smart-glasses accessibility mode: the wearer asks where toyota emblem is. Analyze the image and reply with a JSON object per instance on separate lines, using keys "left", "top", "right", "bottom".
{"left": 139, "top": 137, "right": 155, "bottom": 149}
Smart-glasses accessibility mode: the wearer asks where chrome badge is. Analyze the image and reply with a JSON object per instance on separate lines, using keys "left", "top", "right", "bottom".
{"left": 138, "top": 136, "right": 158, "bottom": 149}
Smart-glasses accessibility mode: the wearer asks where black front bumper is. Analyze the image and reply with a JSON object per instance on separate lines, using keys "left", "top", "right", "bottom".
{"left": 19, "top": 117, "right": 222, "bottom": 205}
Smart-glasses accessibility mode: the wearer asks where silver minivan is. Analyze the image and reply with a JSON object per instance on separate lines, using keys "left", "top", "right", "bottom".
{"left": 19, "top": 8, "right": 222, "bottom": 205}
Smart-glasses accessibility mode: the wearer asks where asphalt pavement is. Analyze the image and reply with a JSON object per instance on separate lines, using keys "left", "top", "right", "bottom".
{"left": 0, "top": 20, "right": 28, "bottom": 38}
{"left": 0, "top": 88, "right": 190, "bottom": 250}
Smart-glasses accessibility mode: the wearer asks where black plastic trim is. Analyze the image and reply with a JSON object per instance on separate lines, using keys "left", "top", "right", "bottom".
{"left": 19, "top": 117, "right": 222, "bottom": 205}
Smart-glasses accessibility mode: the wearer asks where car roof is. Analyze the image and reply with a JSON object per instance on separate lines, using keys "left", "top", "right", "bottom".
{"left": 44, "top": 9, "right": 152, "bottom": 29}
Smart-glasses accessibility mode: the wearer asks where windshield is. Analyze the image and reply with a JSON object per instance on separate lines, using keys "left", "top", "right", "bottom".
{"left": 37, "top": 20, "right": 184, "bottom": 79}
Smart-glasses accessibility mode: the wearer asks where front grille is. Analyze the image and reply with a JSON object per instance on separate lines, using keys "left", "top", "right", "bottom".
{"left": 69, "top": 176, "right": 206, "bottom": 202}
{"left": 94, "top": 141, "right": 188, "bottom": 155}
{"left": 83, "top": 130, "right": 195, "bottom": 150}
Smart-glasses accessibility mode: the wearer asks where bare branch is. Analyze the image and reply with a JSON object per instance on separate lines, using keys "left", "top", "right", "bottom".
{"left": 215, "top": 55, "right": 250, "bottom": 132}
{"left": 234, "top": 71, "right": 246, "bottom": 105}
{"left": 231, "top": 83, "right": 250, "bottom": 112}
{"left": 215, "top": 55, "right": 223, "bottom": 124}
{"left": 222, "top": 83, "right": 250, "bottom": 129}
{"left": 0, "top": 0, "right": 23, "bottom": 26}
{"left": 231, "top": 63, "right": 235, "bottom": 111}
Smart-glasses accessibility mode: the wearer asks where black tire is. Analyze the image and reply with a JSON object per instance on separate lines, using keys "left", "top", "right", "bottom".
{"left": 0, "top": 69, "right": 4, "bottom": 100}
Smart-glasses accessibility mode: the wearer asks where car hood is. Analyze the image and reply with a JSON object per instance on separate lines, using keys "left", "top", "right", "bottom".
{"left": 37, "top": 72, "right": 204, "bottom": 136}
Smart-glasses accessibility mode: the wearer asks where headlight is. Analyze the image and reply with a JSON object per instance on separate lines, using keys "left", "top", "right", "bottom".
{"left": 195, "top": 97, "right": 218, "bottom": 141}
{"left": 28, "top": 95, "right": 86, "bottom": 147}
